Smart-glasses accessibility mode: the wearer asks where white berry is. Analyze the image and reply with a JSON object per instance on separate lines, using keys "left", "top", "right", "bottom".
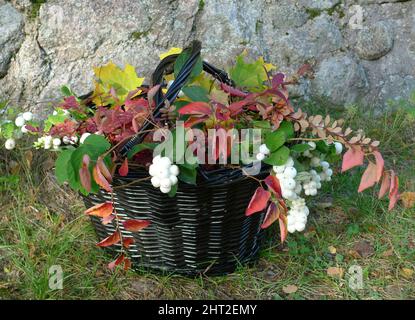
{"left": 15, "top": 116, "right": 25, "bottom": 127}
{"left": 273, "top": 165, "right": 285, "bottom": 174}
{"left": 259, "top": 144, "right": 270, "bottom": 155}
{"left": 256, "top": 152, "right": 265, "bottom": 161}
{"left": 169, "top": 165, "right": 179, "bottom": 176}
{"left": 283, "top": 167, "right": 297, "bottom": 178}
{"left": 80, "top": 132, "right": 91, "bottom": 144}
{"left": 5, "top": 138, "right": 16, "bottom": 150}
{"left": 334, "top": 142, "right": 343, "bottom": 154}
{"left": 169, "top": 175, "right": 178, "bottom": 185}
{"left": 22, "top": 112, "right": 33, "bottom": 121}
{"left": 308, "top": 141, "right": 316, "bottom": 150}
{"left": 160, "top": 178, "right": 172, "bottom": 188}
{"left": 151, "top": 176, "right": 161, "bottom": 188}
{"left": 160, "top": 185, "right": 171, "bottom": 194}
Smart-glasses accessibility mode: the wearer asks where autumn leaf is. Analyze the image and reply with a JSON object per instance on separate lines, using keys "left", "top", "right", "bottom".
{"left": 388, "top": 170, "right": 399, "bottom": 211}
{"left": 327, "top": 267, "right": 344, "bottom": 278}
{"left": 97, "top": 230, "right": 121, "bottom": 247}
{"left": 93, "top": 164, "right": 112, "bottom": 192}
{"left": 264, "top": 175, "right": 282, "bottom": 197}
{"left": 97, "top": 157, "right": 113, "bottom": 183}
{"left": 342, "top": 146, "right": 364, "bottom": 172}
{"left": 278, "top": 212, "right": 288, "bottom": 243}
{"left": 79, "top": 154, "right": 91, "bottom": 192}
{"left": 378, "top": 171, "right": 391, "bottom": 199}
{"left": 119, "top": 158, "right": 129, "bottom": 177}
{"left": 122, "top": 219, "right": 151, "bottom": 232}
{"left": 123, "top": 258, "right": 132, "bottom": 271}
{"left": 108, "top": 254, "right": 125, "bottom": 270}
{"left": 102, "top": 214, "right": 115, "bottom": 225}
{"left": 159, "top": 47, "right": 182, "bottom": 60}
{"left": 84, "top": 202, "right": 113, "bottom": 218}
{"left": 401, "top": 267, "right": 414, "bottom": 279}
{"left": 400, "top": 192, "right": 415, "bottom": 208}
{"left": 261, "top": 202, "right": 278, "bottom": 229}
{"left": 358, "top": 161, "right": 377, "bottom": 192}
{"left": 373, "top": 151, "right": 384, "bottom": 182}
{"left": 245, "top": 187, "right": 271, "bottom": 216}
{"left": 177, "top": 102, "right": 212, "bottom": 116}
{"left": 282, "top": 285, "right": 298, "bottom": 294}
{"left": 123, "top": 237, "right": 135, "bottom": 248}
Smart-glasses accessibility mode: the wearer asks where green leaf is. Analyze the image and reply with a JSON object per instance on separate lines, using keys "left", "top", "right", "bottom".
{"left": 264, "top": 146, "right": 290, "bottom": 166}
{"left": 316, "top": 140, "right": 329, "bottom": 154}
{"left": 174, "top": 51, "right": 203, "bottom": 81}
{"left": 178, "top": 162, "right": 198, "bottom": 185}
{"left": 82, "top": 134, "right": 111, "bottom": 154}
{"left": 55, "top": 149, "right": 74, "bottom": 184}
{"left": 229, "top": 53, "right": 268, "bottom": 90}
{"left": 44, "top": 111, "right": 68, "bottom": 132}
{"left": 253, "top": 120, "right": 271, "bottom": 130}
{"left": 0, "top": 122, "right": 15, "bottom": 139}
{"left": 291, "top": 144, "right": 310, "bottom": 153}
{"left": 182, "top": 85, "right": 209, "bottom": 102}
{"left": 265, "top": 130, "right": 286, "bottom": 152}
{"left": 168, "top": 183, "right": 178, "bottom": 197}
{"left": 279, "top": 121, "right": 295, "bottom": 139}
{"left": 127, "top": 142, "right": 156, "bottom": 159}
{"left": 61, "top": 85, "right": 76, "bottom": 97}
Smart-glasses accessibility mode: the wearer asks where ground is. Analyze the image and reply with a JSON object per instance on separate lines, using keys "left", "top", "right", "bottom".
{"left": 0, "top": 103, "right": 414, "bottom": 300}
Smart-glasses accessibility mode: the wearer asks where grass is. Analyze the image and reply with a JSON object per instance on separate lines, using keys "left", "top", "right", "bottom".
{"left": 0, "top": 105, "right": 414, "bottom": 300}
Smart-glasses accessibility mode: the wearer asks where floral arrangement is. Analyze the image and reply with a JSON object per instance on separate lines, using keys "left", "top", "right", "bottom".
{"left": 0, "top": 47, "right": 399, "bottom": 270}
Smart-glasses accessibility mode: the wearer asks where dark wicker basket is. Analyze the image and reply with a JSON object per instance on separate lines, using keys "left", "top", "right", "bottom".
{"left": 83, "top": 167, "right": 268, "bottom": 276}
{"left": 83, "top": 41, "right": 270, "bottom": 276}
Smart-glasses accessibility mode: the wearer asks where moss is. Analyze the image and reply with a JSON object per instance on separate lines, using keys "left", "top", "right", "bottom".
{"left": 305, "top": 8, "right": 322, "bottom": 19}
{"left": 131, "top": 29, "right": 151, "bottom": 40}
{"left": 255, "top": 20, "right": 263, "bottom": 34}
{"left": 306, "top": 2, "right": 345, "bottom": 20}
{"left": 198, "top": 0, "right": 205, "bottom": 11}
{"left": 29, "top": 0, "right": 46, "bottom": 19}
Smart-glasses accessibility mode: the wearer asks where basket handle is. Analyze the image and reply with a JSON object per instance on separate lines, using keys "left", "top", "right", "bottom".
{"left": 119, "top": 41, "right": 233, "bottom": 157}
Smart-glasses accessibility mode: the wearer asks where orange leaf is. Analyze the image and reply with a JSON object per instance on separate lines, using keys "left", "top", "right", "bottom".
{"left": 79, "top": 155, "right": 91, "bottom": 192}
{"left": 358, "top": 161, "right": 377, "bottom": 192}
{"left": 388, "top": 171, "right": 399, "bottom": 211}
{"left": 84, "top": 202, "right": 113, "bottom": 218}
{"left": 341, "top": 146, "right": 364, "bottom": 172}
{"left": 97, "top": 230, "right": 121, "bottom": 247}
{"left": 102, "top": 214, "right": 115, "bottom": 225}
{"left": 123, "top": 237, "right": 135, "bottom": 248}
{"left": 400, "top": 192, "right": 415, "bottom": 208}
{"left": 261, "top": 202, "right": 279, "bottom": 229}
{"left": 122, "top": 219, "right": 151, "bottom": 232}
{"left": 97, "top": 157, "right": 113, "bottom": 183}
{"left": 119, "top": 158, "right": 129, "bottom": 177}
{"left": 278, "top": 211, "right": 288, "bottom": 243}
{"left": 373, "top": 151, "right": 384, "bottom": 182}
{"left": 93, "top": 164, "right": 112, "bottom": 192}
{"left": 245, "top": 187, "right": 271, "bottom": 216}
{"left": 264, "top": 175, "right": 282, "bottom": 197}
{"left": 378, "top": 171, "right": 390, "bottom": 199}
{"left": 108, "top": 254, "right": 125, "bottom": 270}
{"left": 123, "top": 258, "right": 132, "bottom": 271}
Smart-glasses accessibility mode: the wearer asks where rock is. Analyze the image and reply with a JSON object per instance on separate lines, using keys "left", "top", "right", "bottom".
{"left": 311, "top": 55, "right": 368, "bottom": 106}
{"left": 355, "top": 21, "right": 394, "bottom": 60}
{"left": 0, "top": 2, "right": 24, "bottom": 77}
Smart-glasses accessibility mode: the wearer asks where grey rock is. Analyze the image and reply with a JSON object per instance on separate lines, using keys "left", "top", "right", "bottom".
{"left": 311, "top": 55, "right": 368, "bottom": 106}
{"left": 355, "top": 21, "right": 394, "bottom": 60}
{"left": 0, "top": 2, "right": 24, "bottom": 77}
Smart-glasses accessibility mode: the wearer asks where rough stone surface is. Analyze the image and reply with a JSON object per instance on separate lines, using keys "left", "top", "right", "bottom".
{"left": 0, "top": 1, "right": 24, "bottom": 78}
{"left": 355, "top": 21, "right": 394, "bottom": 60}
{"left": 0, "top": 0, "right": 414, "bottom": 109}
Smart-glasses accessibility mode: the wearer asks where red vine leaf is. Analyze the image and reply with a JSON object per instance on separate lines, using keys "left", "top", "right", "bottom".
{"left": 122, "top": 219, "right": 151, "bottom": 232}
{"left": 177, "top": 102, "right": 212, "bottom": 116}
{"left": 97, "top": 230, "right": 121, "bottom": 247}
{"left": 79, "top": 154, "right": 91, "bottom": 192}
{"left": 358, "top": 161, "right": 377, "bottom": 193}
{"left": 219, "top": 83, "right": 248, "bottom": 97}
{"left": 261, "top": 202, "right": 279, "bottom": 229}
{"left": 245, "top": 187, "right": 271, "bottom": 216}
{"left": 102, "top": 214, "right": 115, "bottom": 225}
{"left": 119, "top": 158, "right": 129, "bottom": 177}
{"left": 341, "top": 146, "right": 364, "bottom": 172}
{"left": 378, "top": 171, "right": 391, "bottom": 199}
{"left": 97, "top": 157, "right": 113, "bottom": 183}
{"left": 93, "top": 164, "right": 112, "bottom": 192}
{"left": 84, "top": 202, "right": 113, "bottom": 218}
{"left": 388, "top": 171, "right": 399, "bottom": 211}
{"left": 373, "top": 151, "right": 384, "bottom": 182}
{"left": 264, "top": 175, "right": 282, "bottom": 198}
{"left": 123, "top": 237, "right": 135, "bottom": 248}
{"left": 108, "top": 254, "right": 125, "bottom": 270}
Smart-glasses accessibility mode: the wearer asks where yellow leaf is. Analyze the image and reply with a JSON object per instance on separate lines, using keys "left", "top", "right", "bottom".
{"left": 258, "top": 56, "right": 277, "bottom": 72}
{"left": 328, "top": 245, "right": 337, "bottom": 254}
{"left": 401, "top": 268, "right": 414, "bottom": 279}
{"left": 159, "top": 47, "right": 182, "bottom": 60}
{"left": 400, "top": 192, "right": 415, "bottom": 208}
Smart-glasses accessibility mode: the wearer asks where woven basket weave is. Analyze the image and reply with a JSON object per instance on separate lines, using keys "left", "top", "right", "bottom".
{"left": 83, "top": 41, "right": 270, "bottom": 275}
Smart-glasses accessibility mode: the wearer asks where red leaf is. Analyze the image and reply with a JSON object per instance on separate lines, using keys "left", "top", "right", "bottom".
{"left": 228, "top": 100, "right": 255, "bottom": 116}
{"left": 123, "top": 258, "right": 132, "bottom": 271}
{"left": 93, "top": 164, "right": 112, "bottom": 192}
{"left": 97, "top": 230, "right": 121, "bottom": 247}
{"left": 342, "top": 146, "right": 365, "bottom": 172}
{"left": 245, "top": 187, "right": 271, "bottom": 216}
{"left": 378, "top": 171, "right": 391, "bottom": 199}
{"left": 219, "top": 83, "right": 248, "bottom": 97}
{"left": 373, "top": 151, "right": 384, "bottom": 182}
{"left": 79, "top": 155, "right": 91, "bottom": 192}
{"left": 178, "top": 102, "right": 212, "bottom": 116}
{"left": 97, "top": 157, "right": 113, "bottom": 183}
{"left": 184, "top": 115, "right": 209, "bottom": 128}
{"left": 123, "top": 237, "right": 134, "bottom": 248}
{"left": 264, "top": 175, "right": 282, "bottom": 197}
{"left": 278, "top": 211, "right": 288, "bottom": 243}
{"left": 119, "top": 158, "right": 129, "bottom": 176}
{"left": 84, "top": 202, "right": 113, "bottom": 218}
{"left": 388, "top": 171, "right": 399, "bottom": 211}
{"left": 102, "top": 214, "right": 115, "bottom": 225}
{"left": 272, "top": 73, "right": 285, "bottom": 87}
{"left": 108, "top": 254, "right": 125, "bottom": 270}
{"left": 358, "top": 161, "right": 377, "bottom": 192}
{"left": 261, "top": 202, "right": 279, "bottom": 229}
{"left": 122, "top": 219, "right": 151, "bottom": 232}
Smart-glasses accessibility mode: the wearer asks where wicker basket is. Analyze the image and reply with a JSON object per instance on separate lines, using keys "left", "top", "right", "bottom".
{"left": 83, "top": 41, "right": 270, "bottom": 275}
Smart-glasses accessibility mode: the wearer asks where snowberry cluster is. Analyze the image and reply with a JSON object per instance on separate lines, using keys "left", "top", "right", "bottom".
{"left": 34, "top": 135, "right": 62, "bottom": 150}
{"left": 287, "top": 198, "right": 309, "bottom": 233}
{"left": 3, "top": 112, "right": 34, "bottom": 150}
{"left": 273, "top": 157, "right": 299, "bottom": 201}
{"left": 256, "top": 144, "right": 270, "bottom": 161}
{"left": 149, "top": 155, "right": 180, "bottom": 194}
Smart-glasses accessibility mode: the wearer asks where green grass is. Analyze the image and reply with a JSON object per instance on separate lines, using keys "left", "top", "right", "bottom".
{"left": 0, "top": 105, "right": 414, "bottom": 299}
